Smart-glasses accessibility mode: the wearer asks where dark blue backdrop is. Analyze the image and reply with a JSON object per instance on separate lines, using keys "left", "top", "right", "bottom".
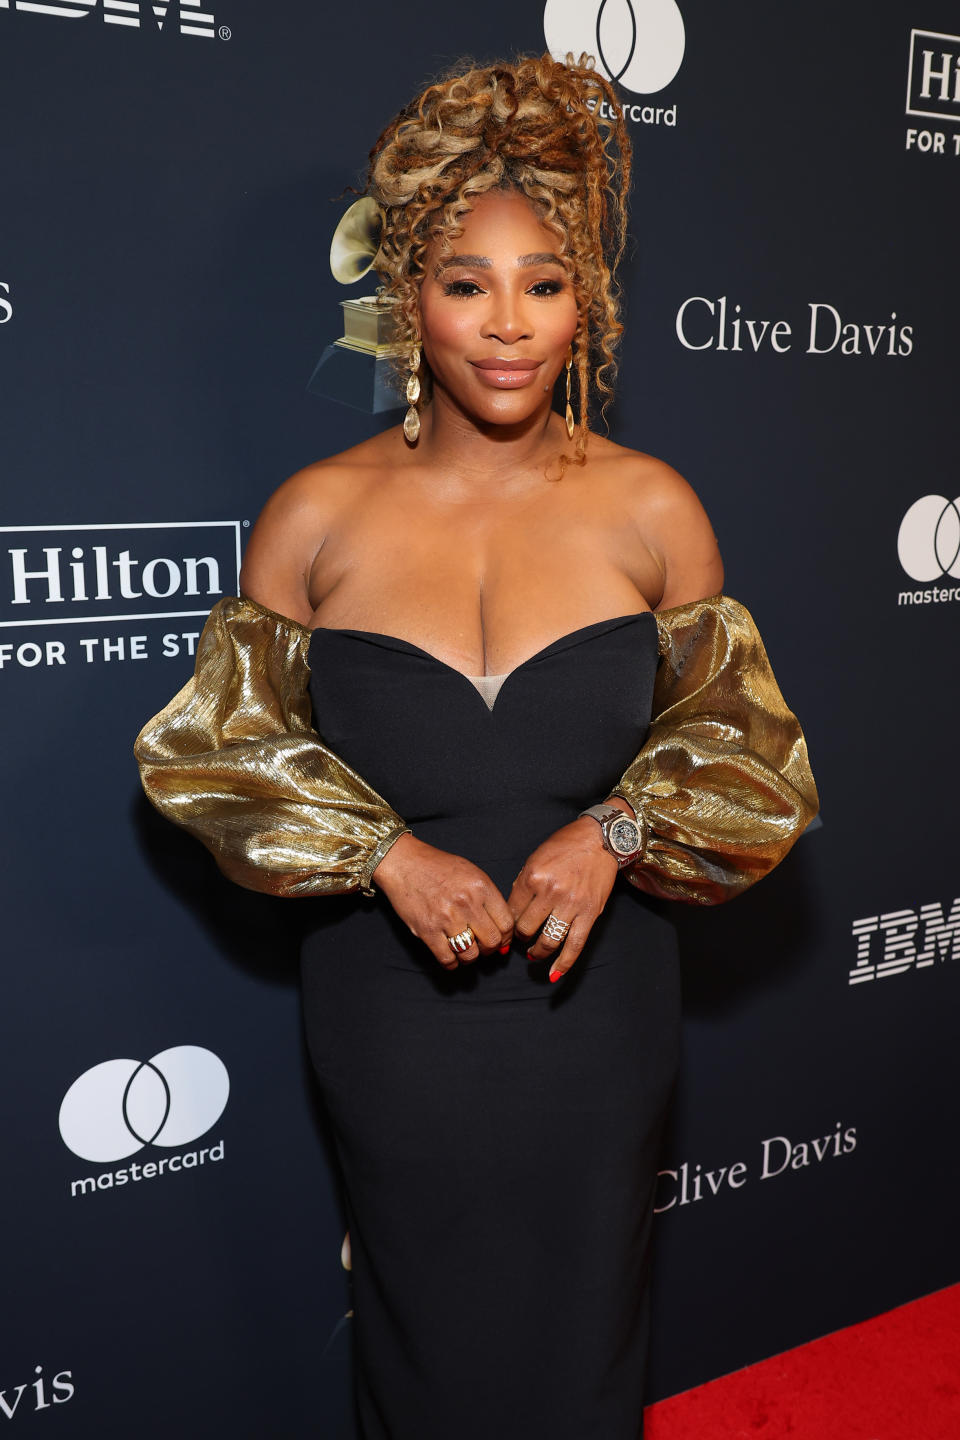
{"left": 2, "top": 1, "right": 958, "bottom": 1432}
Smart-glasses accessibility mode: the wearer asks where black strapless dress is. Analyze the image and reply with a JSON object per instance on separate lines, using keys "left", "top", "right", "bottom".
{"left": 300, "top": 612, "right": 681, "bottom": 1440}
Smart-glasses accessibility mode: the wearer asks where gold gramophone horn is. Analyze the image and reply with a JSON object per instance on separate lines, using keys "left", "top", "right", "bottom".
{"left": 330, "top": 196, "right": 385, "bottom": 285}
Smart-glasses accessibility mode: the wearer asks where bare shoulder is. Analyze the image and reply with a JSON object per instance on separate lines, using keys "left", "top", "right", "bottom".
{"left": 240, "top": 432, "right": 394, "bottom": 625}
{"left": 586, "top": 433, "right": 708, "bottom": 519}
{"left": 586, "top": 435, "right": 724, "bottom": 608}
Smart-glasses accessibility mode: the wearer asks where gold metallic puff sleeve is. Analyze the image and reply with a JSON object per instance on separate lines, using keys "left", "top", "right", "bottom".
{"left": 133, "top": 595, "right": 411, "bottom": 898}
{"left": 607, "top": 594, "right": 819, "bottom": 906}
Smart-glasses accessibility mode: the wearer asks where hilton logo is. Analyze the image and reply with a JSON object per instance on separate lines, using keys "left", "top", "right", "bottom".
{"left": 0, "top": 521, "right": 241, "bottom": 628}
{"left": 906, "top": 29, "right": 960, "bottom": 123}
{"left": 904, "top": 28, "right": 960, "bottom": 158}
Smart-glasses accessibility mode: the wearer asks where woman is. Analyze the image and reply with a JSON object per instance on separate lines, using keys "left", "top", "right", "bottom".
{"left": 136, "top": 54, "right": 818, "bottom": 1440}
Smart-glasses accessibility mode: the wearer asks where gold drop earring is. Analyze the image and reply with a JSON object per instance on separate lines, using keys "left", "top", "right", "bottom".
{"left": 564, "top": 347, "right": 576, "bottom": 441}
{"left": 403, "top": 342, "right": 422, "bottom": 443}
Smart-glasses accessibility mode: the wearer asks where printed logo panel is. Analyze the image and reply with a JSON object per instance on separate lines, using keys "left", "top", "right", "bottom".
{"left": 674, "top": 296, "right": 914, "bottom": 358}
{"left": 904, "top": 29, "right": 960, "bottom": 158}
{"left": 59, "top": 1045, "right": 229, "bottom": 1162}
{"left": 0, "top": 1366, "right": 75, "bottom": 1420}
{"left": 544, "top": 0, "right": 685, "bottom": 95}
{"left": 0, "top": 0, "right": 220, "bottom": 40}
{"left": 906, "top": 28, "right": 960, "bottom": 123}
{"left": 898, "top": 496, "right": 960, "bottom": 582}
{"left": 655, "top": 1122, "right": 858, "bottom": 1214}
{"left": 0, "top": 521, "right": 241, "bottom": 629}
{"left": 849, "top": 899, "right": 960, "bottom": 985}
{"left": 896, "top": 497, "right": 960, "bottom": 606}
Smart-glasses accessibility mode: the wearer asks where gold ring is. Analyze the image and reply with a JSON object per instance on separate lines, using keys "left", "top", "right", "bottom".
{"left": 541, "top": 913, "right": 571, "bottom": 944}
{"left": 446, "top": 927, "right": 476, "bottom": 954}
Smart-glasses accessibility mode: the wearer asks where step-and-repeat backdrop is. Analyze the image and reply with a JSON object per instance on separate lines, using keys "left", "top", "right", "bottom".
{"left": 2, "top": 1, "right": 957, "bottom": 1432}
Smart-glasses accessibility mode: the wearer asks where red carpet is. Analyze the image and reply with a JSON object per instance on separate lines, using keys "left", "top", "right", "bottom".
{"left": 645, "top": 1283, "right": 960, "bottom": 1438}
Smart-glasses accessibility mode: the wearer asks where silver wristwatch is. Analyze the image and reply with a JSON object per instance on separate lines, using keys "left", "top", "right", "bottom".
{"left": 578, "top": 803, "right": 646, "bottom": 867}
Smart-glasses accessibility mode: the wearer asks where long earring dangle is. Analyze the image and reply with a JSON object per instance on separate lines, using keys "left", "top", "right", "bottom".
{"left": 403, "top": 342, "right": 422, "bottom": 443}
{"left": 564, "top": 347, "right": 576, "bottom": 441}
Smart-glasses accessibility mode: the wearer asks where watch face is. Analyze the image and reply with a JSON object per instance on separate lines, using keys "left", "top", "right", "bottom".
{"left": 608, "top": 817, "right": 641, "bottom": 856}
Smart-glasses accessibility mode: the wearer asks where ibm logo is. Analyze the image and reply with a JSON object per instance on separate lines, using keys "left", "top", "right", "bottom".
{"left": 849, "top": 897, "right": 960, "bottom": 985}
{"left": 906, "top": 29, "right": 960, "bottom": 123}
{"left": 0, "top": 0, "right": 218, "bottom": 40}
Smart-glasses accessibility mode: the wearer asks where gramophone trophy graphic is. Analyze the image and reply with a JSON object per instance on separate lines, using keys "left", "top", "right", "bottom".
{"left": 307, "top": 197, "right": 405, "bottom": 414}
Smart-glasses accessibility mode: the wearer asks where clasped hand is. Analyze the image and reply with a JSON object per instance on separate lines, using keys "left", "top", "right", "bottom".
{"left": 372, "top": 819, "right": 622, "bottom": 982}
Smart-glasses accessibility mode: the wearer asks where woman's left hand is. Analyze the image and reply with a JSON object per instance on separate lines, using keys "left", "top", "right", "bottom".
{"left": 507, "top": 815, "right": 622, "bottom": 982}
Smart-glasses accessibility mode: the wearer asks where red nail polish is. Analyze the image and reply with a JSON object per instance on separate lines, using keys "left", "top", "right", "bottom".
{"left": 498, "top": 943, "right": 510, "bottom": 954}
{"left": 526, "top": 950, "right": 535, "bottom": 961}
{"left": 549, "top": 969, "right": 562, "bottom": 983}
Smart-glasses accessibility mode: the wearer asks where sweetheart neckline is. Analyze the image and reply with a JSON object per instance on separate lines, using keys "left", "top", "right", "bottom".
{"left": 308, "top": 610, "right": 657, "bottom": 711}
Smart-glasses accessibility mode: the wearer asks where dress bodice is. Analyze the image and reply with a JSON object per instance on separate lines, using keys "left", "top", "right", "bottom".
{"left": 307, "top": 612, "right": 660, "bottom": 876}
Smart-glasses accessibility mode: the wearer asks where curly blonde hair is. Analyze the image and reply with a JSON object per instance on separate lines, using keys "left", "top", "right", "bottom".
{"left": 365, "top": 52, "right": 631, "bottom": 471}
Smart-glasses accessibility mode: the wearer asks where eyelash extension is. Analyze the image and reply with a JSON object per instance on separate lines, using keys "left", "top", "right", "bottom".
{"left": 443, "top": 281, "right": 485, "bottom": 297}
{"left": 441, "top": 279, "right": 566, "bottom": 298}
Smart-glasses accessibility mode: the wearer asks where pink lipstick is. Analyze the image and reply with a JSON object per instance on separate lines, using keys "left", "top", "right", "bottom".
{"left": 469, "top": 358, "right": 542, "bottom": 388}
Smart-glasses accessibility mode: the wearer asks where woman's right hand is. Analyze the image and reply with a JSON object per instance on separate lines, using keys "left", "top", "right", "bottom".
{"left": 371, "top": 834, "right": 514, "bottom": 969}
